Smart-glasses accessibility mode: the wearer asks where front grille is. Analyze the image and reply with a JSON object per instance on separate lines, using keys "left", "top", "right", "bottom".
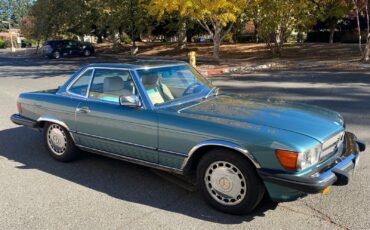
{"left": 320, "top": 131, "right": 345, "bottom": 160}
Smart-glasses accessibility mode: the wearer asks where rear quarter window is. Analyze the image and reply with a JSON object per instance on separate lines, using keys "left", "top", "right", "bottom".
{"left": 68, "top": 69, "right": 93, "bottom": 96}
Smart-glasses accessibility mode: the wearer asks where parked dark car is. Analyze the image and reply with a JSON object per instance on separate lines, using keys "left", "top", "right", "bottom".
{"left": 43, "top": 40, "right": 95, "bottom": 59}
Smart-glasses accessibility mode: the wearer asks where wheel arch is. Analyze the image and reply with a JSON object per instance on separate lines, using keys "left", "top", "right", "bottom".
{"left": 181, "top": 140, "right": 261, "bottom": 175}
{"left": 37, "top": 116, "right": 77, "bottom": 143}
{"left": 36, "top": 116, "right": 71, "bottom": 130}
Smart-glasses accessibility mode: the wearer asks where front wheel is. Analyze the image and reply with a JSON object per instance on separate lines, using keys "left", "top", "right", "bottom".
{"left": 83, "top": 49, "right": 91, "bottom": 57}
{"left": 52, "top": 51, "right": 61, "bottom": 59}
{"left": 44, "top": 123, "right": 79, "bottom": 162}
{"left": 197, "top": 149, "right": 265, "bottom": 215}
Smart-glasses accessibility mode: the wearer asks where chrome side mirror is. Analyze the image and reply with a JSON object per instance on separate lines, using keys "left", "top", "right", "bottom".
{"left": 119, "top": 95, "right": 142, "bottom": 108}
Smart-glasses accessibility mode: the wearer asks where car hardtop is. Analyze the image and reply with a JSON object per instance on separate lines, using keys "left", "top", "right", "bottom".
{"left": 57, "top": 60, "right": 191, "bottom": 97}
{"left": 82, "top": 60, "right": 188, "bottom": 71}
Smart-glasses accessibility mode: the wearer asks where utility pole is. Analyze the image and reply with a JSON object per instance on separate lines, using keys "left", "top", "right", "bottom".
{"left": 2, "top": 21, "right": 15, "bottom": 52}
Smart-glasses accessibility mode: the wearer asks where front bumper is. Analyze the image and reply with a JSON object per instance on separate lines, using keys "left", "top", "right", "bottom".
{"left": 259, "top": 132, "right": 366, "bottom": 194}
{"left": 11, "top": 113, "right": 38, "bottom": 128}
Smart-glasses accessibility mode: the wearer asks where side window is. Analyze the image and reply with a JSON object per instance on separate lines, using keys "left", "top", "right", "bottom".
{"left": 89, "top": 69, "right": 136, "bottom": 103}
{"left": 68, "top": 69, "right": 93, "bottom": 96}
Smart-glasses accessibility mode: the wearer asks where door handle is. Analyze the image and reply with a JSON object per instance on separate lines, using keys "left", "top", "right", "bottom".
{"left": 76, "top": 106, "right": 90, "bottom": 113}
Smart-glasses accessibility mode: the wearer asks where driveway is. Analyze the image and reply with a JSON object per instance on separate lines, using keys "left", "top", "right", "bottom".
{"left": 0, "top": 56, "right": 369, "bottom": 229}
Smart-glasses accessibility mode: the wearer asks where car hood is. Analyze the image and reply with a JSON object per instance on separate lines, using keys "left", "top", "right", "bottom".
{"left": 176, "top": 95, "right": 344, "bottom": 142}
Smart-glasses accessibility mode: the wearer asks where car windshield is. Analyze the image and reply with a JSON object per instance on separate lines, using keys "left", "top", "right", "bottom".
{"left": 136, "top": 64, "right": 215, "bottom": 107}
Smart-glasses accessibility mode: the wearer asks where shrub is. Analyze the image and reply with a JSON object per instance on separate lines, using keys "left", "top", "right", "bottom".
{"left": 0, "top": 39, "right": 5, "bottom": 48}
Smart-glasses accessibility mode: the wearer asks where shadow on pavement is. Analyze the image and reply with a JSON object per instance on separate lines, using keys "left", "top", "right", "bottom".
{"left": 0, "top": 127, "right": 277, "bottom": 224}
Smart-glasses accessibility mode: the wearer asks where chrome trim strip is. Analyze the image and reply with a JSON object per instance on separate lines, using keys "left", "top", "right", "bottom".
{"left": 130, "top": 69, "right": 155, "bottom": 110}
{"left": 76, "top": 144, "right": 183, "bottom": 174}
{"left": 321, "top": 129, "right": 345, "bottom": 143}
{"left": 75, "top": 131, "right": 188, "bottom": 157}
{"left": 177, "top": 96, "right": 217, "bottom": 113}
{"left": 157, "top": 148, "right": 188, "bottom": 157}
{"left": 181, "top": 140, "right": 261, "bottom": 170}
{"left": 133, "top": 63, "right": 186, "bottom": 71}
{"left": 76, "top": 131, "right": 157, "bottom": 151}
{"left": 86, "top": 68, "right": 95, "bottom": 98}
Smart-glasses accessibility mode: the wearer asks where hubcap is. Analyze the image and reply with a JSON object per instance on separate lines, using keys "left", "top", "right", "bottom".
{"left": 54, "top": 52, "right": 60, "bottom": 59}
{"left": 84, "top": 50, "right": 90, "bottom": 56}
{"left": 47, "top": 124, "right": 67, "bottom": 155}
{"left": 205, "top": 161, "right": 246, "bottom": 206}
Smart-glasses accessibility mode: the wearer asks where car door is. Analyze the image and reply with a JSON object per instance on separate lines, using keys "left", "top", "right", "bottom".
{"left": 70, "top": 40, "right": 82, "bottom": 55}
{"left": 62, "top": 40, "right": 75, "bottom": 56}
{"left": 75, "top": 68, "right": 158, "bottom": 163}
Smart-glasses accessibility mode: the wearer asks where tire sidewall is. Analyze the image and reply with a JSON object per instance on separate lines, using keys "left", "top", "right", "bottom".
{"left": 197, "top": 149, "right": 265, "bottom": 215}
{"left": 53, "top": 51, "right": 60, "bottom": 59}
{"left": 44, "top": 123, "right": 78, "bottom": 162}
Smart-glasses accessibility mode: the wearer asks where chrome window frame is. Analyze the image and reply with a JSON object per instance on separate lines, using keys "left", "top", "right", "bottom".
{"left": 66, "top": 68, "right": 95, "bottom": 98}
{"left": 66, "top": 66, "right": 150, "bottom": 110}
{"left": 133, "top": 63, "right": 214, "bottom": 110}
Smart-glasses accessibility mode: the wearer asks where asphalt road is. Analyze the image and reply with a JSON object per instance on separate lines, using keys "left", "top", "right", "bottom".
{"left": 0, "top": 56, "right": 369, "bottom": 230}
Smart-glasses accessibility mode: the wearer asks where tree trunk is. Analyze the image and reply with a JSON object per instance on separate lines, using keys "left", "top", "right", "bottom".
{"left": 353, "top": 0, "right": 363, "bottom": 55}
{"left": 364, "top": 34, "right": 370, "bottom": 61}
{"left": 212, "top": 21, "right": 222, "bottom": 60}
{"left": 97, "top": 34, "right": 103, "bottom": 43}
{"left": 186, "top": 30, "right": 193, "bottom": 43}
{"left": 329, "top": 22, "right": 336, "bottom": 44}
{"left": 274, "top": 28, "right": 284, "bottom": 57}
{"left": 363, "top": 0, "right": 370, "bottom": 61}
{"left": 35, "top": 40, "right": 40, "bottom": 54}
{"left": 213, "top": 33, "right": 221, "bottom": 60}
{"left": 177, "top": 21, "right": 187, "bottom": 50}
{"left": 329, "top": 28, "right": 335, "bottom": 44}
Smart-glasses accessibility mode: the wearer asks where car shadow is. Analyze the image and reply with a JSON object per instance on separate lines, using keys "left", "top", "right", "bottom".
{"left": 0, "top": 127, "right": 277, "bottom": 224}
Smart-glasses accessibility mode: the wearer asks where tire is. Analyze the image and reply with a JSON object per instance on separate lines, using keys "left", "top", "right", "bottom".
{"left": 44, "top": 123, "right": 79, "bottom": 162}
{"left": 83, "top": 49, "right": 91, "bottom": 57}
{"left": 53, "top": 51, "right": 61, "bottom": 59}
{"left": 197, "top": 149, "right": 265, "bottom": 215}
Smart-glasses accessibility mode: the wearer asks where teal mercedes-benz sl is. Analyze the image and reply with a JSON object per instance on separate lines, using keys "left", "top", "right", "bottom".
{"left": 11, "top": 60, "right": 366, "bottom": 214}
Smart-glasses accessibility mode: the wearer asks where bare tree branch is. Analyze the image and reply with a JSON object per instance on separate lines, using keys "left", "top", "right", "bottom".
{"left": 197, "top": 19, "right": 213, "bottom": 36}
{"left": 221, "top": 23, "right": 234, "bottom": 41}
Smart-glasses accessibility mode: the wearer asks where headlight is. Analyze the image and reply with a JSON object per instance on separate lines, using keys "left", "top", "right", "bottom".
{"left": 297, "top": 145, "right": 321, "bottom": 170}
{"left": 275, "top": 145, "right": 322, "bottom": 171}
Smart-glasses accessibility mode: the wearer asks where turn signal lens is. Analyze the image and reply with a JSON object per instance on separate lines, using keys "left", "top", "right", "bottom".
{"left": 275, "top": 149, "right": 298, "bottom": 170}
{"left": 17, "top": 101, "right": 22, "bottom": 113}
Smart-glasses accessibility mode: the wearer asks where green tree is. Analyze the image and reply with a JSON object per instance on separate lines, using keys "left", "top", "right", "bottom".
{"left": 147, "top": 0, "right": 248, "bottom": 60}
{"left": 313, "top": 0, "right": 352, "bottom": 44}
{"left": 251, "top": 0, "right": 317, "bottom": 57}
{"left": 0, "top": 0, "right": 33, "bottom": 30}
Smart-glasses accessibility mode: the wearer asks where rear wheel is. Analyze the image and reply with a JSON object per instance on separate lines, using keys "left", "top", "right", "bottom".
{"left": 53, "top": 51, "right": 60, "bottom": 59}
{"left": 44, "top": 123, "right": 79, "bottom": 162}
{"left": 197, "top": 149, "right": 265, "bottom": 214}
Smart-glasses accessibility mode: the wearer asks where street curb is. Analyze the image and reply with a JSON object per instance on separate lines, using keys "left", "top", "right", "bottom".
{"left": 198, "top": 62, "right": 280, "bottom": 76}
{"left": 198, "top": 68, "right": 229, "bottom": 76}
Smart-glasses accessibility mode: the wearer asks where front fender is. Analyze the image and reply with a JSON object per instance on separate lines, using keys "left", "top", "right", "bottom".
{"left": 181, "top": 139, "right": 261, "bottom": 172}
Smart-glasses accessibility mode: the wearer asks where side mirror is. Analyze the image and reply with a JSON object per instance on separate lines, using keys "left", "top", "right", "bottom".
{"left": 119, "top": 95, "right": 142, "bottom": 108}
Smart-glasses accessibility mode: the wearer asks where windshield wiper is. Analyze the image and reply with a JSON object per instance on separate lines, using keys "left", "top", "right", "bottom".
{"left": 203, "top": 87, "right": 218, "bottom": 99}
